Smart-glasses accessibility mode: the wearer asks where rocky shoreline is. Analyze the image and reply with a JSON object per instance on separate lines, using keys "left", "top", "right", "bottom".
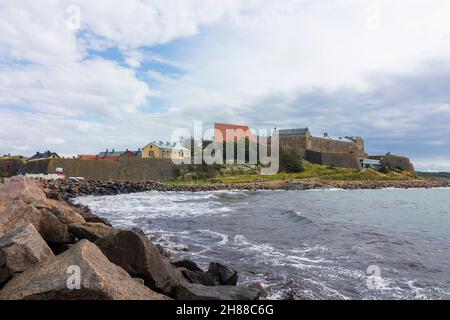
{"left": 0, "top": 176, "right": 262, "bottom": 300}
{"left": 35, "top": 178, "right": 450, "bottom": 200}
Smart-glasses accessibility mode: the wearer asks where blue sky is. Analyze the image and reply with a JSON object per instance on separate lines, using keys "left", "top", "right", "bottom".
{"left": 1, "top": 0, "right": 450, "bottom": 171}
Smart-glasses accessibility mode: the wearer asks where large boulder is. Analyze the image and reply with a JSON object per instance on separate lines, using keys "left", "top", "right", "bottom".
{"left": 181, "top": 269, "right": 217, "bottom": 286}
{"left": 208, "top": 262, "right": 238, "bottom": 286}
{"left": 0, "top": 240, "right": 170, "bottom": 300}
{"left": 70, "top": 203, "right": 112, "bottom": 227}
{"left": 38, "top": 209, "right": 73, "bottom": 244}
{"left": 0, "top": 201, "right": 72, "bottom": 245}
{"left": 68, "top": 223, "right": 114, "bottom": 243}
{"left": 47, "top": 201, "right": 85, "bottom": 225}
{"left": 95, "top": 229, "right": 186, "bottom": 298}
{"left": 0, "top": 224, "right": 54, "bottom": 287}
{"left": 171, "top": 259, "right": 204, "bottom": 272}
{"left": 0, "top": 176, "right": 50, "bottom": 210}
{"left": 0, "top": 177, "right": 74, "bottom": 244}
{"left": 174, "top": 261, "right": 238, "bottom": 286}
{"left": 94, "top": 229, "right": 260, "bottom": 301}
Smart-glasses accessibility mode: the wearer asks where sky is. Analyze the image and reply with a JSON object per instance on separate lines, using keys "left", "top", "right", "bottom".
{"left": 1, "top": 0, "right": 450, "bottom": 171}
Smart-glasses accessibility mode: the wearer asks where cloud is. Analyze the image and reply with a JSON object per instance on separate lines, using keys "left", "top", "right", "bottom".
{"left": 1, "top": 0, "right": 450, "bottom": 171}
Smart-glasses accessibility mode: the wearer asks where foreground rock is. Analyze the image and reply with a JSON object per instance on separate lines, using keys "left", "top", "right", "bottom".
{"left": 0, "top": 240, "right": 169, "bottom": 300}
{"left": 95, "top": 229, "right": 189, "bottom": 298}
{"left": 208, "top": 262, "right": 238, "bottom": 285}
{"left": 95, "top": 229, "right": 261, "bottom": 300}
{"left": 0, "top": 176, "right": 79, "bottom": 244}
{"left": 0, "top": 224, "right": 54, "bottom": 287}
{"left": 178, "top": 261, "right": 238, "bottom": 286}
{"left": 68, "top": 222, "right": 114, "bottom": 242}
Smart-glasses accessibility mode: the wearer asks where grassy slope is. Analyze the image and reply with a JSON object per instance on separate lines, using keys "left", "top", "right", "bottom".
{"left": 163, "top": 161, "right": 418, "bottom": 185}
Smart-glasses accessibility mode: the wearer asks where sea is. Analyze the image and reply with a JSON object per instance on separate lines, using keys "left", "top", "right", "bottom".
{"left": 74, "top": 188, "right": 450, "bottom": 300}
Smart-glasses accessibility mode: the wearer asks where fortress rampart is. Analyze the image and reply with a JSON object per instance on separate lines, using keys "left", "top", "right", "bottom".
{"left": 279, "top": 128, "right": 365, "bottom": 169}
{"left": 18, "top": 158, "right": 177, "bottom": 181}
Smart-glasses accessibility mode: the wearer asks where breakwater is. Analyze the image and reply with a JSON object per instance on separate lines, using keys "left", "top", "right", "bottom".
{"left": 36, "top": 178, "right": 450, "bottom": 200}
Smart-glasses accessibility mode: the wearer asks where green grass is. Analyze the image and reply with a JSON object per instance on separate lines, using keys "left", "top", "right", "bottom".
{"left": 162, "top": 161, "right": 418, "bottom": 185}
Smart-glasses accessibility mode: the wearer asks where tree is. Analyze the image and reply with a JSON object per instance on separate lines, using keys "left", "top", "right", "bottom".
{"left": 280, "top": 148, "right": 304, "bottom": 173}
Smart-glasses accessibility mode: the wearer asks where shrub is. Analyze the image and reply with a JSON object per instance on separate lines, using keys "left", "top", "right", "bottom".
{"left": 280, "top": 148, "right": 305, "bottom": 173}
{"left": 379, "top": 162, "right": 390, "bottom": 174}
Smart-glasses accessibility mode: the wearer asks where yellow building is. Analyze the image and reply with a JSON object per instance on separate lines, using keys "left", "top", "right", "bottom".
{"left": 142, "top": 142, "right": 190, "bottom": 161}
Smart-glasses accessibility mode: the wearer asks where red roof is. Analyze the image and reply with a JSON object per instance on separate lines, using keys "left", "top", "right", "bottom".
{"left": 78, "top": 155, "right": 97, "bottom": 160}
{"left": 214, "top": 123, "right": 256, "bottom": 143}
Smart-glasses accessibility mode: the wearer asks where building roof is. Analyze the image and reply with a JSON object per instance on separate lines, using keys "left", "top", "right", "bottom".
{"left": 98, "top": 150, "right": 140, "bottom": 157}
{"left": 279, "top": 128, "right": 309, "bottom": 136}
{"left": 214, "top": 123, "right": 256, "bottom": 143}
{"left": 143, "top": 142, "right": 190, "bottom": 152}
{"left": 29, "top": 151, "right": 60, "bottom": 160}
{"left": 98, "top": 151, "right": 123, "bottom": 157}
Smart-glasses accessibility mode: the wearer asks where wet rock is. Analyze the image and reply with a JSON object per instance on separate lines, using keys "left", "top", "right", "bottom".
{"left": 177, "top": 262, "right": 238, "bottom": 287}
{"left": 0, "top": 240, "right": 170, "bottom": 300}
{"left": 95, "top": 229, "right": 186, "bottom": 298}
{"left": 84, "top": 215, "right": 112, "bottom": 227}
{"left": 181, "top": 269, "right": 217, "bottom": 286}
{"left": 68, "top": 223, "right": 114, "bottom": 243}
{"left": 0, "top": 224, "right": 54, "bottom": 287}
{"left": 171, "top": 259, "right": 204, "bottom": 272}
{"left": 208, "top": 262, "right": 238, "bottom": 286}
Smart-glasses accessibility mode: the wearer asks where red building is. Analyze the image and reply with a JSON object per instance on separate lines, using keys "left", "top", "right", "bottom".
{"left": 214, "top": 123, "right": 257, "bottom": 143}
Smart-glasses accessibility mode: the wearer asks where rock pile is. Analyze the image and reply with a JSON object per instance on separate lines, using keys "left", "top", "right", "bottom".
{"left": 37, "top": 179, "right": 281, "bottom": 200}
{"left": 36, "top": 177, "right": 450, "bottom": 201}
{"left": 0, "top": 177, "right": 261, "bottom": 300}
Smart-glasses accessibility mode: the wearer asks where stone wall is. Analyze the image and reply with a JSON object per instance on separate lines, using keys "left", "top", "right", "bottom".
{"left": 0, "top": 159, "right": 24, "bottom": 177}
{"left": 20, "top": 158, "right": 178, "bottom": 181}
{"left": 369, "top": 156, "right": 415, "bottom": 172}
{"left": 280, "top": 133, "right": 365, "bottom": 161}
{"left": 305, "top": 150, "right": 362, "bottom": 170}
{"left": 279, "top": 134, "right": 308, "bottom": 158}
{"left": 309, "top": 137, "right": 365, "bottom": 158}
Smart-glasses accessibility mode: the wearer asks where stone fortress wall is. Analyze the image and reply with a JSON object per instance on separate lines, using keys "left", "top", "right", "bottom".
{"left": 279, "top": 128, "right": 365, "bottom": 169}
{"left": 18, "top": 158, "right": 177, "bottom": 181}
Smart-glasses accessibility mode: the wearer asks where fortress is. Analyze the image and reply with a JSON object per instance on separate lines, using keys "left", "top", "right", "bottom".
{"left": 279, "top": 127, "right": 365, "bottom": 170}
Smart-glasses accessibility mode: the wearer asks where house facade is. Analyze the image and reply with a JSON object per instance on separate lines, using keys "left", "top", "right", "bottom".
{"left": 142, "top": 142, "right": 190, "bottom": 161}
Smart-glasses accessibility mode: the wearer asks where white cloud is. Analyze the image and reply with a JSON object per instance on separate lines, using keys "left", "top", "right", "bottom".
{"left": 155, "top": 0, "right": 450, "bottom": 112}
{"left": 1, "top": 0, "right": 450, "bottom": 169}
